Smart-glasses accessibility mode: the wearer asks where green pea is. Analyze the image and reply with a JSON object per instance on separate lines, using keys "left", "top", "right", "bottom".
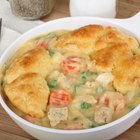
{"left": 48, "top": 50, "right": 55, "bottom": 56}
{"left": 80, "top": 102, "right": 91, "bottom": 109}
{"left": 81, "top": 72, "right": 87, "bottom": 80}
{"left": 81, "top": 71, "right": 97, "bottom": 80}
{"left": 88, "top": 124, "right": 95, "bottom": 128}
{"left": 127, "top": 106, "right": 135, "bottom": 112}
{"left": 74, "top": 84, "right": 81, "bottom": 93}
{"left": 89, "top": 71, "right": 97, "bottom": 76}
{"left": 95, "top": 86, "right": 104, "bottom": 95}
{"left": 48, "top": 80, "right": 57, "bottom": 88}
{"left": 1, "top": 79, "right": 7, "bottom": 86}
{"left": 47, "top": 32, "right": 56, "bottom": 38}
{"left": 33, "top": 35, "right": 42, "bottom": 41}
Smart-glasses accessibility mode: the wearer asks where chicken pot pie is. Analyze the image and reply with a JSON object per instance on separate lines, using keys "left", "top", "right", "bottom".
{"left": 1, "top": 25, "right": 140, "bottom": 130}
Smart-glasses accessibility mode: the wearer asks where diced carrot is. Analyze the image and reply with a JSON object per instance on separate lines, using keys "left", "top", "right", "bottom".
{"left": 49, "top": 89, "right": 72, "bottom": 107}
{"left": 60, "top": 56, "right": 84, "bottom": 74}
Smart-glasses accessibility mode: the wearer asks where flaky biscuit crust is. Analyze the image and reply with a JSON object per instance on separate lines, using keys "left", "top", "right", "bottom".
{"left": 5, "top": 48, "right": 53, "bottom": 84}
{"left": 5, "top": 73, "right": 50, "bottom": 118}
{"left": 55, "top": 25, "right": 139, "bottom": 55}
{"left": 113, "top": 55, "right": 140, "bottom": 94}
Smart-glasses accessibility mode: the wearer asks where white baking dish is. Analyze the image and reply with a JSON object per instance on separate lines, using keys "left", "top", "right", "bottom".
{"left": 0, "top": 12, "right": 140, "bottom": 140}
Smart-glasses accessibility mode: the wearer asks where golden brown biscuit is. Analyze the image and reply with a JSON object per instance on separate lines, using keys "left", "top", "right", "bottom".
{"left": 5, "top": 48, "right": 53, "bottom": 84}
{"left": 5, "top": 73, "right": 50, "bottom": 118}
{"left": 91, "top": 43, "right": 133, "bottom": 72}
{"left": 113, "top": 55, "right": 140, "bottom": 94}
{"left": 55, "top": 25, "right": 104, "bottom": 54}
{"left": 95, "top": 27, "right": 139, "bottom": 54}
{"left": 55, "top": 25, "right": 139, "bottom": 55}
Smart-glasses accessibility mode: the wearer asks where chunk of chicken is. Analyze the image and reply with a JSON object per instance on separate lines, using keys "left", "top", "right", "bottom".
{"left": 98, "top": 91, "right": 126, "bottom": 114}
{"left": 85, "top": 81, "right": 98, "bottom": 88}
{"left": 57, "top": 73, "right": 71, "bottom": 89}
{"left": 94, "top": 106, "right": 113, "bottom": 124}
{"left": 52, "top": 52, "right": 64, "bottom": 69}
{"left": 48, "top": 107, "right": 68, "bottom": 127}
{"left": 96, "top": 72, "right": 114, "bottom": 86}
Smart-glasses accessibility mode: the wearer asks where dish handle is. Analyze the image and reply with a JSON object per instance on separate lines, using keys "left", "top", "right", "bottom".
{"left": 110, "top": 12, "right": 140, "bottom": 39}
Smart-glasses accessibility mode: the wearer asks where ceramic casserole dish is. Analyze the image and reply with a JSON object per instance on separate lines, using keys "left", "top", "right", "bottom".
{"left": 0, "top": 12, "right": 140, "bottom": 140}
